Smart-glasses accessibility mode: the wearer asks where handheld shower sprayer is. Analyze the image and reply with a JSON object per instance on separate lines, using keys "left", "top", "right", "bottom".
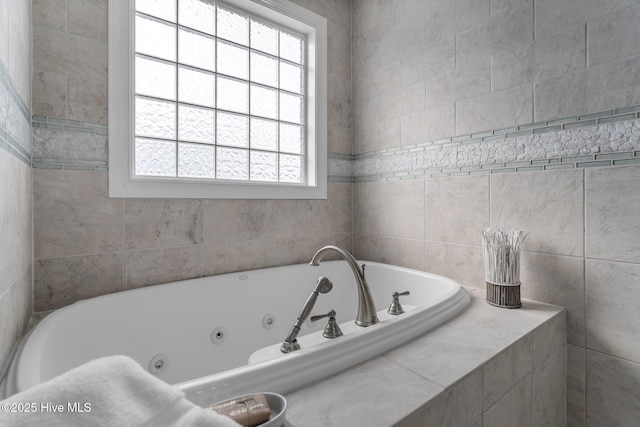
{"left": 281, "top": 276, "right": 333, "bottom": 353}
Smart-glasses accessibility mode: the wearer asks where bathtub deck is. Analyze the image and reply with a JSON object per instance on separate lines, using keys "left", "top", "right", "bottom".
{"left": 284, "top": 287, "right": 566, "bottom": 426}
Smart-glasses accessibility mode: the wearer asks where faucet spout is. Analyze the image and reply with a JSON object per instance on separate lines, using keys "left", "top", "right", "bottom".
{"left": 310, "top": 245, "right": 379, "bottom": 326}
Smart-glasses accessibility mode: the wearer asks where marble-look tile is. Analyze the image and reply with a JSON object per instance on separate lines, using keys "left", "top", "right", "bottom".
{"left": 33, "top": 127, "right": 108, "bottom": 161}
{"left": 426, "top": 242, "right": 485, "bottom": 288}
{"left": 400, "top": 369, "right": 483, "bottom": 427}
{"left": 0, "top": 77, "right": 8, "bottom": 131}
{"left": 0, "top": 1, "right": 7, "bottom": 68}
{"left": 520, "top": 252, "right": 583, "bottom": 346}
{"left": 377, "top": 179, "right": 424, "bottom": 240}
{"left": 483, "top": 374, "right": 532, "bottom": 427}
{"left": 426, "top": 175, "right": 489, "bottom": 246}
{"left": 68, "top": 77, "right": 108, "bottom": 124}
{"left": 353, "top": 55, "right": 401, "bottom": 108}
{"left": 425, "top": 0, "right": 490, "bottom": 42}
{"left": 8, "top": 0, "right": 31, "bottom": 106}
{"left": 532, "top": 311, "right": 566, "bottom": 367}
{"left": 398, "top": 80, "right": 426, "bottom": 117}
{"left": 456, "top": 84, "right": 533, "bottom": 136}
{"left": 0, "top": 273, "right": 32, "bottom": 376}
{"left": 567, "top": 344, "right": 586, "bottom": 427}
{"left": 353, "top": 182, "right": 377, "bottom": 235}
{"left": 265, "top": 183, "right": 351, "bottom": 238}
{"left": 125, "top": 199, "right": 203, "bottom": 250}
{"left": 354, "top": 116, "right": 400, "bottom": 154}
{"left": 491, "top": 0, "right": 531, "bottom": 16}
{"left": 491, "top": 169, "right": 584, "bottom": 257}
{"left": 532, "top": 345, "right": 566, "bottom": 427}
{"left": 68, "top": 0, "right": 108, "bottom": 42}
{"left": 534, "top": 55, "right": 640, "bottom": 121}
{"left": 589, "top": 4, "right": 640, "bottom": 66}
{"left": 203, "top": 240, "right": 266, "bottom": 276}
{"left": 492, "top": 26, "right": 585, "bottom": 92}
{"left": 33, "top": 0, "right": 67, "bottom": 31}
{"left": 378, "top": 236, "right": 425, "bottom": 271}
{"left": 327, "top": 98, "right": 351, "bottom": 133}
{"left": 34, "top": 253, "right": 124, "bottom": 311}
{"left": 265, "top": 232, "right": 352, "bottom": 267}
{"left": 0, "top": 152, "right": 32, "bottom": 294}
{"left": 125, "top": 246, "right": 204, "bottom": 289}
{"left": 328, "top": 157, "right": 352, "bottom": 179}
{"left": 400, "top": 104, "right": 455, "bottom": 145}
{"left": 585, "top": 259, "right": 640, "bottom": 364}
{"left": 586, "top": 350, "right": 640, "bottom": 426}
{"left": 32, "top": 71, "right": 67, "bottom": 118}
{"left": 5, "top": 102, "right": 32, "bottom": 156}
{"left": 327, "top": 41, "right": 350, "bottom": 82}
{"left": 456, "top": 5, "right": 533, "bottom": 67}
{"left": 585, "top": 165, "right": 640, "bottom": 263}
{"left": 446, "top": 292, "right": 563, "bottom": 349}
{"left": 483, "top": 335, "right": 533, "bottom": 410}
{"left": 535, "top": 0, "right": 637, "bottom": 38}
{"left": 327, "top": 126, "right": 352, "bottom": 155}
{"left": 34, "top": 170, "right": 123, "bottom": 258}
{"left": 352, "top": 234, "right": 379, "bottom": 263}
{"left": 386, "top": 294, "right": 562, "bottom": 391}
{"left": 399, "top": 36, "right": 455, "bottom": 87}
{"left": 33, "top": 25, "right": 108, "bottom": 84}
{"left": 203, "top": 199, "right": 265, "bottom": 242}
{"left": 286, "top": 356, "right": 444, "bottom": 427}
{"left": 426, "top": 59, "right": 491, "bottom": 110}
{"left": 384, "top": 319, "right": 495, "bottom": 389}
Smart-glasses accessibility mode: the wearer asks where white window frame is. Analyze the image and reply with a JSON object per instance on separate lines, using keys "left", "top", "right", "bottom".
{"left": 108, "top": 0, "right": 327, "bottom": 199}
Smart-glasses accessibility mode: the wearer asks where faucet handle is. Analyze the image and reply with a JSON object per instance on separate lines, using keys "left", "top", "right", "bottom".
{"left": 310, "top": 310, "right": 343, "bottom": 339}
{"left": 388, "top": 291, "right": 410, "bottom": 315}
{"left": 310, "top": 309, "right": 337, "bottom": 322}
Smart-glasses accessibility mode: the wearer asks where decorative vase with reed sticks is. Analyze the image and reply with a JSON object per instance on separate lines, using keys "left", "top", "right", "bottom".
{"left": 481, "top": 228, "right": 527, "bottom": 309}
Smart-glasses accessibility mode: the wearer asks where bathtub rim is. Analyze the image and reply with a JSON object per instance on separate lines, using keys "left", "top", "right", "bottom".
{"left": 177, "top": 264, "right": 470, "bottom": 405}
{"left": 4, "top": 261, "right": 470, "bottom": 402}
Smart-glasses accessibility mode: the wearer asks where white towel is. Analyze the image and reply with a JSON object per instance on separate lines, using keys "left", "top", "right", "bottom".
{"left": 0, "top": 355, "right": 241, "bottom": 427}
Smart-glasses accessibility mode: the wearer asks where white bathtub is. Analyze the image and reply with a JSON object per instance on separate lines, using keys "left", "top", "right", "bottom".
{"left": 4, "top": 260, "right": 469, "bottom": 405}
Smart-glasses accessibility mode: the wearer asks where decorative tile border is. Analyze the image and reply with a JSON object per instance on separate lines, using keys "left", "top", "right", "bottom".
{"left": 28, "top": 105, "right": 640, "bottom": 182}
{"left": 353, "top": 108, "right": 640, "bottom": 182}
{"left": 31, "top": 116, "right": 108, "bottom": 135}
{"left": 0, "top": 127, "right": 30, "bottom": 166}
{"left": 0, "top": 61, "right": 31, "bottom": 166}
{"left": 0, "top": 61, "right": 30, "bottom": 123}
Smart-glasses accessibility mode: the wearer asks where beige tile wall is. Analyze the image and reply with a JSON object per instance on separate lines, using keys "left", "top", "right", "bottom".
{"left": 0, "top": 0, "right": 32, "bottom": 379}
{"left": 352, "top": 1, "right": 640, "bottom": 426}
{"left": 19, "top": 0, "right": 640, "bottom": 425}
{"left": 31, "top": 0, "right": 353, "bottom": 313}
{"left": 354, "top": 164, "right": 640, "bottom": 427}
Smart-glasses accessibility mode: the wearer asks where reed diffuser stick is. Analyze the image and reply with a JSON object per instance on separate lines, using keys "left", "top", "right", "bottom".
{"left": 481, "top": 228, "right": 527, "bottom": 285}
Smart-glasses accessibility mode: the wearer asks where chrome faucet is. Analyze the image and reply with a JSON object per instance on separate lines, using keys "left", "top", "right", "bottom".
{"left": 310, "top": 245, "right": 379, "bottom": 327}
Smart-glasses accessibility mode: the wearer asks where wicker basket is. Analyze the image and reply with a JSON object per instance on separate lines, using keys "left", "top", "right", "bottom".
{"left": 486, "top": 281, "right": 521, "bottom": 309}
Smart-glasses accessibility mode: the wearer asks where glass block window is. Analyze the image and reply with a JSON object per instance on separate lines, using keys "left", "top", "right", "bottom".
{"left": 133, "top": 0, "right": 306, "bottom": 184}
{"left": 109, "top": 0, "right": 326, "bottom": 199}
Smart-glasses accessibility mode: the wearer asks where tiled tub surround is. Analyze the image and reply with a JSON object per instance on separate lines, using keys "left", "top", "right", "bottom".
{"left": 0, "top": 0, "right": 32, "bottom": 387}
{"left": 16, "top": 0, "right": 640, "bottom": 425}
{"left": 352, "top": 1, "right": 640, "bottom": 426}
{"left": 285, "top": 289, "right": 566, "bottom": 427}
{"left": 353, "top": 165, "right": 640, "bottom": 426}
